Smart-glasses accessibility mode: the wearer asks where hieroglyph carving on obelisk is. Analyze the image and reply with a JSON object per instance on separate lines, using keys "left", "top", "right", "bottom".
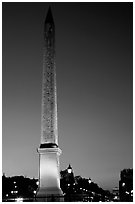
{"left": 41, "top": 7, "right": 58, "bottom": 145}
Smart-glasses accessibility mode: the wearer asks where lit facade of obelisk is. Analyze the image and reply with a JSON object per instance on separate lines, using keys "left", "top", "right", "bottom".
{"left": 36, "top": 7, "right": 63, "bottom": 201}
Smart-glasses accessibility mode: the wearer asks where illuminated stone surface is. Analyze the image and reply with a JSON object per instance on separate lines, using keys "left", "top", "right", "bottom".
{"left": 41, "top": 7, "right": 58, "bottom": 145}
{"left": 36, "top": 148, "right": 63, "bottom": 201}
{"left": 36, "top": 7, "right": 63, "bottom": 201}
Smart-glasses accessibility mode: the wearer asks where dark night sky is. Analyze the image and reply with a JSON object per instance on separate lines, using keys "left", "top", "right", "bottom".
{"left": 2, "top": 2, "right": 133, "bottom": 190}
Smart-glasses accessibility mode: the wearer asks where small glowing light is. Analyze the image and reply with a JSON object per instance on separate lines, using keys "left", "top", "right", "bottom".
{"left": 68, "top": 183, "right": 70, "bottom": 186}
{"left": 15, "top": 186, "right": 17, "bottom": 188}
{"left": 6, "top": 194, "right": 8, "bottom": 197}
{"left": 88, "top": 178, "right": 92, "bottom": 184}
{"left": 86, "top": 189, "right": 88, "bottom": 191}
{"left": 15, "top": 198, "right": 23, "bottom": 202}
{"left": 12, "top": 190, "right": 18, "bottom": 194}
{"left": 131, "top": 190, "right": 133, "bottom": 193}
{"left": 73, "top": 183, "right": 75, "bottom": 185}
{"left": 14, "top": 181, "right": 16, "bottom": 184}
{"left": 36, "top": 181, "right": 39, "bottom": 185}
{"left": 80, "top": 187, "right": 82, "bottom": 190}
{"left": 67, "top": 169, "right": 72, "bottom": 174}
{"left": 122, "top": 183, "right": 125, "bottom": 187}
{"left": 125, "top": 191, "right": 129, "bottom": 195}
{"left": 33, "top": 190, "right": 36, "bottom": 194}
{"left": 67, "top": 164, "right": 72, "bottom": 173}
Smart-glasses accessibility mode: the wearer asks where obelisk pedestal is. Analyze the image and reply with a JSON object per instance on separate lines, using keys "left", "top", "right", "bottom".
{"left": 36, "top": 7, "right": 64, "bottom": 202}
{"left": 36, "top": 147, "right": 63, "bottom": 201}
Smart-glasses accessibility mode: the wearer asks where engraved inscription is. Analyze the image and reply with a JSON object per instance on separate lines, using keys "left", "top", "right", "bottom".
{"left": 41, "top": 23, "right": 58, "bottom": 144}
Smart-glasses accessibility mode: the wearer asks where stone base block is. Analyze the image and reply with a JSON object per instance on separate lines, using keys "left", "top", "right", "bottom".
{"left": 36, "top": 187, "right": 64, "bottom": 202}
{"left": 36, "top": 147, "right": 64, "bottom": 202}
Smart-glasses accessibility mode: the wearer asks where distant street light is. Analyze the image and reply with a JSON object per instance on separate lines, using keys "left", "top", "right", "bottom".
{"left": 15, "top": 198, "right": 23, "bottom": 202}
{"left": 88, "top": 178, "right": 92, "bottom": 184}
{"left": 67, "top": 164, "right": 72, "bottom": 174}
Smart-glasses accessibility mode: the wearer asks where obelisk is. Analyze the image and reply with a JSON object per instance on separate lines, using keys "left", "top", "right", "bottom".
{"left": 36, "top": 7, "right": 63, "bottom": 201}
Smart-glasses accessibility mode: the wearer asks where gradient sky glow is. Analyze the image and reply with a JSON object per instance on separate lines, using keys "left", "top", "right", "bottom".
{"left": 2, "top": 2, "right": 133, "bottom": 190}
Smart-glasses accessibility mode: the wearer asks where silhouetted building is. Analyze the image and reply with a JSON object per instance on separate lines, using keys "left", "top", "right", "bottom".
{"left": 112, "top": 187, "right": 119, "bottom": 201}
{"left": 60, "top": 165, "right": 110, "bottom": 202}
{"left": 119, "top": 168, "right": 133, "bottom": 201}
{"left": 2, "top": 174, "right": 38, "bottom": 202}
{"left": 60, "top": 164, "right": 75, "bottom": 196}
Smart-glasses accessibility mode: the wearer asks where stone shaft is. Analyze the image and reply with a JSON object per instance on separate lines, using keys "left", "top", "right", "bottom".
{"left": 41, "top": 8, "right": 58, "bottom": 145}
